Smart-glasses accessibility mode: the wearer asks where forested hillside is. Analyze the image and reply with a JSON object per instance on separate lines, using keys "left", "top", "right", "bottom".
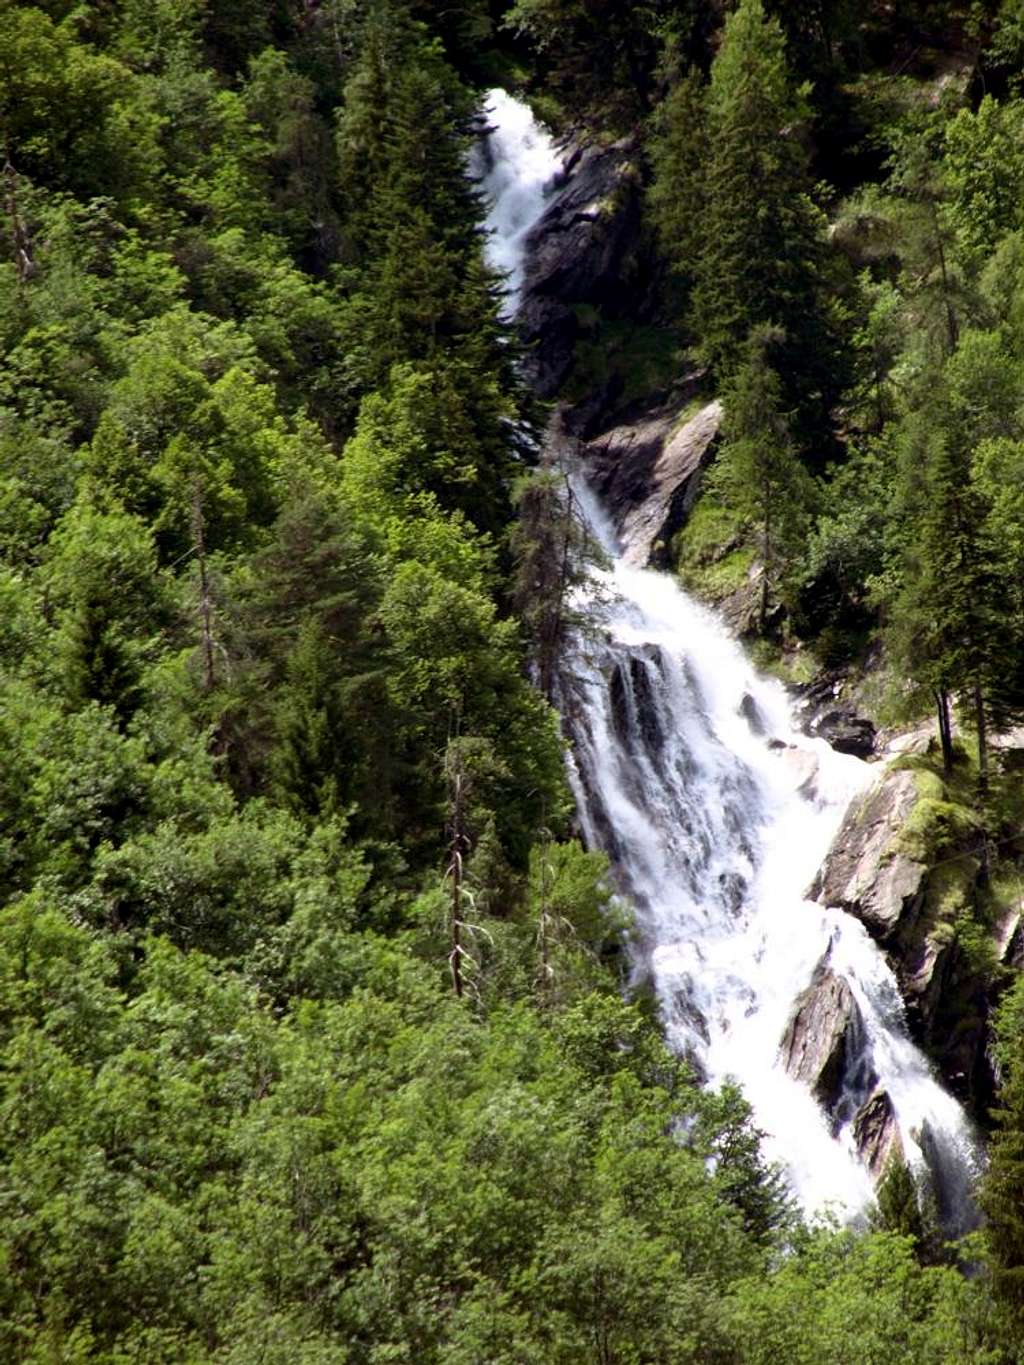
{"left": 3, "top": 0, "right": 1024, "bottom": 1359}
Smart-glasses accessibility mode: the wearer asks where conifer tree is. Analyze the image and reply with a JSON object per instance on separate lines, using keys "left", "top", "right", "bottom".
{"left": 646, "top": 65, "right": 708, "bottom": 310}
{"left": 889, "top": 334, "right": 1024, "bottom": 791}
{"left": 334, "top": 8, "right": 513, "bottom": 420}
{"left": 510, "top": 468, "right": 590, "bottom": 701}
{"left": 692, "top": 0, "right": 847, "bottom": 446}
{"left": 710, "top": 326, "right": 816, "bottom": 630}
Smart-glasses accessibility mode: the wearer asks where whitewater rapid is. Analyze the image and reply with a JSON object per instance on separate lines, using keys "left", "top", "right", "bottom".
{"left": 474, "top": 89, "right": 980, "bottom": 1223}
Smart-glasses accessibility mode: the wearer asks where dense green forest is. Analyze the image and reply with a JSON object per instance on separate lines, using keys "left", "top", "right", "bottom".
{"left": 5, "top": 0, "right": 1024, "bottom": 1359}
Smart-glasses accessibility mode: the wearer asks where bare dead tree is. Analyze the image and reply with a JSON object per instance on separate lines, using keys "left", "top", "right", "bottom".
{"left": 443, "top": 735, "right": 500, "bottom": 999}
{"left": 192, "top": 482, "right": 216, "bottom": 692}
{"left": 3, "top": 136, "right": 35, "bottom": 284}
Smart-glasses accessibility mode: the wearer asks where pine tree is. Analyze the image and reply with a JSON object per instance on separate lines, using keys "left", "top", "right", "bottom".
{"left": 889, "top": 333, "right": 1024, "bottom": 792}
{"left": 510, "top": 468, "right": 590, "bottom": 701}
{"left": 692, "top": 0, "right": 847, "bottom": 447}
{"left": 45, "top": 501, "right": 170, "bottom": 724}
{"left": 646, "top": 65, "right": 707, "bottom": 310}
{"left": 710, "top": 326, "right": 816, "bottom": 631}
{"left": 334, "top": 9, "right": 513, "bottom": 421}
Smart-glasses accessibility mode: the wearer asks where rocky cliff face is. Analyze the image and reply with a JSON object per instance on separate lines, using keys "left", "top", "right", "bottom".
{"left": 519, "top": 138, "right": 645, "bottom": 398}
{"left": 811, "top": 769, "right": 926, "bottom": 938}
{"left": 779, "top": 958, "right": 903, "bottom": 1174}
{"left": 780, "top": 963, "right": 866, "bottom": 1113}
{"left": 519, "top": 138, "right": 722, "bottom": 561}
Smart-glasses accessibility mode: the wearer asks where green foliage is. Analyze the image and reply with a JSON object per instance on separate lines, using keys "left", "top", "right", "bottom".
{"left": 723, "top": 1226, "right": 993, "bottom": 1362}
{"left": 983, "top": 970, "right": 1024, "bottom": 1326}
{"left": 646, "top": 64, "right": 707, "bottom": 304}
{"left": 2, "top": 2, "right": 1021, "bottom": 1358}
{"left": 709, "top": 327, "right": 818, "bottom": 628}
{"left": 944, "top": 96, "right": 1024, "bottom": 269}
{"left": 510, "top": 468, "right": 593, "bottom": 699}
{"left": 503, "top": 0, "right": 701, "bottom": 129}
{"left": 691, "top": 0, "right": 851, "bottom": 447}
{"left": 43, "top": 498, "right": 172, "bottom": 719}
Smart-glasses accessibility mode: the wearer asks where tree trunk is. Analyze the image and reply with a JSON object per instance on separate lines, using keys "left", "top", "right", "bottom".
{"left": 974, "top": 681, "right": 991, "bottom": 886}
{"left": 935, "top": 688, "right": 954, "bottom": 776}
{"left": 759, "top": 475, "right": 772, "bottom": 633}
{"left": 974, "top": 682, "right": 989, "bottom": 799}
{"left": 931, "top": 201, "right": 958, "bottom": 356}
{"left": 445, "top": 747, "right": 467, "bottom": 998}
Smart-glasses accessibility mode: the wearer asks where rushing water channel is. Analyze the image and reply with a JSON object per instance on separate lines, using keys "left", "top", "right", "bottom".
{"left": 474, "top": 90, "right": 980, "bottom": 1224}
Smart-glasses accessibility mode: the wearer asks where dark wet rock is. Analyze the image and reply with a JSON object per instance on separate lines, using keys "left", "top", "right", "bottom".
{"left": 614, "top": 402, "right": 723, "bottom": 566}
{"left": 572, "top": 392, "right": 721, "bottom": 569}
{"left": 792, "top": 673, "right": 877, "bottom": 758}
{"left": 811, "top": 764, "right": 996, "bottom": 1119}
{"left": 814, "top": 709, "right": 877, "bottom": 759}
{"left": 780, "top": 964, "right": 863, "bottom": 1113}
{"left": 739, "top": 693, "right": 767, "bottom": 735}
{"left": 853, "top": 1089, "right": 902, "bottom": 1178}
{"left": 918, "top": 1118, "right": 981, "bottom": 1238}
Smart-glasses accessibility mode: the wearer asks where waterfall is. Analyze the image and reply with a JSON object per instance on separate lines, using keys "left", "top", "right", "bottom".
{"left": 475, "top": 90, "right": 981, "bottom": 1224}
{"left": 470, "top": 89, "right": 563, "bottom": 317}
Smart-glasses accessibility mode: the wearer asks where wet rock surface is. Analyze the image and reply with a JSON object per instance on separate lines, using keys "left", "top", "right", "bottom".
{"left": 852, "top": 1090, "right": 902, "bottom": 1178}
{"left": 582, "top": 398, "right": 723, "bottom": 567}
{"left": 811, "top": 763, "right": 995, "bottom": 1117}
{"left": 780, "top": 964, "right": 863, "bottom": 1114}
{"left": 792, "top": 673, "right": 877, "bottom": 759}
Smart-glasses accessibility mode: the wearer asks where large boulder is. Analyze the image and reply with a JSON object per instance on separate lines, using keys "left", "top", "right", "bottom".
{"left": 780, "top": 963, "right": 869, "bottom": 1117}
{"left": 810, "top": 768, "right": 926, "bottom": 941}
{"left": 792, "top": 673, "right": 877, "bottom": 758}
{"left": 852, "top": 1089, "right": 902, "bottom": 1178}
{"left": 519, "top": 138, "right": 643, "bottom": 397}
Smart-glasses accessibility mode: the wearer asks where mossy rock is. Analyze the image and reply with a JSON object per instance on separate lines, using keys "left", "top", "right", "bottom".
{"left": 674, "top": 495, "right": 746, "bottom": 569}
{"left": 682, "top": 546, "right": 754, "bottom": 601}
{"left": 923, "top": 858, "right": 976, "bottom": 921}
{"left": 749, "top": 638, "right": 819, "bottom": 687}
{"left": 894, "top": 769, "right": 979, "bottom": 864}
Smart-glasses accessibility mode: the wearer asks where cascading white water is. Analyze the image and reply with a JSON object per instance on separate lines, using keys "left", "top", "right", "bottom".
{"left": 470, "top": 89, "right": 564, "bottom": 317}
{"left": 475, "top": 90, "right": 981, "bottom": 1223}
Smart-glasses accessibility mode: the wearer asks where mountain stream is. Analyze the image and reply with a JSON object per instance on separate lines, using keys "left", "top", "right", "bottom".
{"left": 474, "top": 90, "right": 980, "bottom": 1225}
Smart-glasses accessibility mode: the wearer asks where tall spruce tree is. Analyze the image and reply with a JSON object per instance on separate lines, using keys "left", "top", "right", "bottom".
{"left": 647, "top": 65, "right": 708, "bottom": 312}
{"left": 692, "top": 0, "right": 847, "bottom": 448}
{"left": 710, "top": 326, "right": 816, "bottom": 630}
{"left": 889, "top": 334, "right": 1024, "bottom": 791}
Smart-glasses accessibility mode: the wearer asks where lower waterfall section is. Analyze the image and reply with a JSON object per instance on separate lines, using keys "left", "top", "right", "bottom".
{"left": 556, "top": 517, "right": 980, "bottom": 1222}
{"left": 474, "top": 89, "right": 981, "bottom": 1224}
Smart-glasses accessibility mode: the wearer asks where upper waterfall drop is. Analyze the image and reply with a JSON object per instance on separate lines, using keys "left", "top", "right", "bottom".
{"left": 471, "top": 89, "right": 564, "bottom": 317}
{"left": 474, "top": 92, "right": 981, "bottom": 1224}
